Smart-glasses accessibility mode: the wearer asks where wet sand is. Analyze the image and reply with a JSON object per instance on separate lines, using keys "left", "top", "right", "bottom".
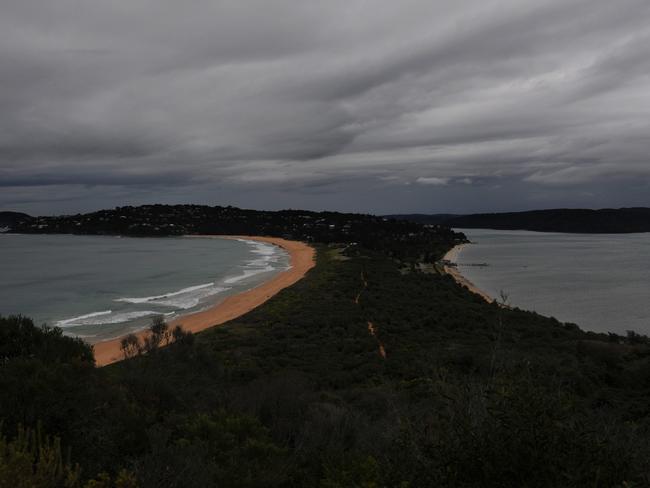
{"left": 93, "top": 236, "right": 315, "bottom": 366}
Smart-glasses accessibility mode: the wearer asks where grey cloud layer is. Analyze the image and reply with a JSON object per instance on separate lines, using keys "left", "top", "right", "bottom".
{"left": 1, "top": 0, "right": 649, "bottom": 213}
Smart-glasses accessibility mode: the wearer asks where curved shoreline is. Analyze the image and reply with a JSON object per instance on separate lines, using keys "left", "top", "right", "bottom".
{"left": 93, "top": 236, "right": 315, "bottom": 366}
{"left": 443, "top": 244, "right": 494, "bottom": 303}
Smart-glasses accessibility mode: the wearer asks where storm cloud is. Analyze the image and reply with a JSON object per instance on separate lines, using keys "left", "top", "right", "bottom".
{"left": 2, "top": 0, "right": 650, "bottom": 214}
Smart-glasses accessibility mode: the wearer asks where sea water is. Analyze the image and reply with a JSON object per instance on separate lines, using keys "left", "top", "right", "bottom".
{"left": 456, "top": 229, "right": 650, "bottom": 336}
{"left": 0, "top": 234, "right": 289, "bottom": 342}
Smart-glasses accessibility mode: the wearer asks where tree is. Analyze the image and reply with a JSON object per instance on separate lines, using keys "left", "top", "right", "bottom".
{"left": 171, "top": 325, "right": 194, "bottom": 346}
{"left": 120, "top": 334, "right": 141, "bottom": 359}
{"left": 0, "top": 315, "right": 93, "bottom": 364}
{"left": 150, "top": 316, "right": 170, "bottom": 346}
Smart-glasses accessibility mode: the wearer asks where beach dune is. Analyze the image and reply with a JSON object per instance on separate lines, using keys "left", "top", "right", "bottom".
{"left": 93, "top": 236, "right": 315, "bottom": 366}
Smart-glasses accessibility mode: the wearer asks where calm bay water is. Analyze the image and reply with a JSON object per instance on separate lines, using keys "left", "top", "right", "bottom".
{"left": 456, "top": 229, "right": 650, "bottom": 336}
{"left": 0, "top": 234, "right": 289, "bottom": 342}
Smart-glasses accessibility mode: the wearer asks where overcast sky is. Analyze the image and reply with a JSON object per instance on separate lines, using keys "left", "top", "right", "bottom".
{"left": 2, "top": 0, "right": 650, "bottom": 215}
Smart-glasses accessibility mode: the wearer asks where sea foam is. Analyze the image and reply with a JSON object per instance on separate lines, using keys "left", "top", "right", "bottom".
{"left": 222, "top": 240, "right": 281, "bottom": 284}
{"left": 57, "top": 310, "right": 159, "bottom": 328}
{"left": 223, "top": 266, "right": 275, "bottom": 284}
{"left": 116, "top": 282, "right": 230, "bottom": 309}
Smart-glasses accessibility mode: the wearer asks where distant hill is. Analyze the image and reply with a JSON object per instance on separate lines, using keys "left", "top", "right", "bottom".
{"left": 385, "top": 214, "right": 463, "bottom": 225}
{"left": 390, "top": 208, "right": 650, "bottom": 233}
{"left": 0, "top": 211, "right": 32, "bottom": 229}
{"left": 447, "top": 208, "right": 650, "bottom": 233}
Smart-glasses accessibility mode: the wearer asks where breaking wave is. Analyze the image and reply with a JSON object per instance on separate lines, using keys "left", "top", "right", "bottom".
{"left": 116, "top": 283, "right": 230, "bottom": 309}
{"left": 57, "top": 310, "right": 159, "bottom": 328}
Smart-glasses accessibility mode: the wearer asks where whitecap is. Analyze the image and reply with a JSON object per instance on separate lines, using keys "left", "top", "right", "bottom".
{"left": 220, "top": 240, "right": 286, "bottom": 284}
{"left": 115, "top": 283, "right": 230, "bottom": 309}
{"left": 223, "top": 265, "right": 275, "bottom": 284}
{"left": 57, "top": 310, "right": 159, "bottom": 328}
{"left": 116, "top": 282, "right": 215, "bottom": 304}
{"left": 56, "top": 310, "right": 112, "bottom": 327}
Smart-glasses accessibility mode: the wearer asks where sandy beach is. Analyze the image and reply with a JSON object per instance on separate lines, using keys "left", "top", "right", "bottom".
{"left": 93, "top": 236, "right": 315, "bottom": 366}
{"left": 443, "top": 244, "right": 494, "bottom": 303}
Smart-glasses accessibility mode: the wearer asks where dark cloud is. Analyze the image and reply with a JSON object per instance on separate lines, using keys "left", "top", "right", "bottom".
{"left": 1, "top": 0, "right": 649, "bottom": 215}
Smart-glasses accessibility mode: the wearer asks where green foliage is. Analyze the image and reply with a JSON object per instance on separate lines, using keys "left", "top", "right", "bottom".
{"left": 119, "top": 334, "right": 140, "bottom": 359}
{"left": 320, "top": 456, "right": 382, "bottom": 488}
{"left": 0, "top": 424, "right": 80, "bottom": 488}
{"left": 0, "top": 317, "right": 146, "bottom": 478}
{"left": 145, "top": 316, "right": 170, "bottom": 351}
{"left": 180, "top": 410, "right": 286, "bottom": 487}
{"left": 382, "top": 375, "right": 650, "bottom": 487}
{"left": 128, "top": 411, "right": 285, "bottom": 488}
{"left": 83, "top": 471, "right": 138, "bottom": 488}
{"left": 0, "top": 424, "right": 136, "bottom": 487}
{"left": 171, "top": 325, "right": 194, "bottom": 347}
{"left": 0, "top": 315, "right": 93, "bottom": 364}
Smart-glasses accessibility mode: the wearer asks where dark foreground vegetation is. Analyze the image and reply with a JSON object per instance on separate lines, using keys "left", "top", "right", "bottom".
{"left": 390, "top": 207, "right": 650, "bottom": 233}
{"left": 2, "top": 208, "right": 650, "bottom": 486}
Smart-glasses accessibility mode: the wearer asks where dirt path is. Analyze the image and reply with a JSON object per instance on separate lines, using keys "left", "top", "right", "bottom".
{"left": 367, "top": 321, "right": 387, "bottom": 359}
{"left": 354, "top": 270, "right": 387, "bottom": 359}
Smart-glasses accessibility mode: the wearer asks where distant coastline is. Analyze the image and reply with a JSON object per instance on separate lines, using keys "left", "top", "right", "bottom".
{"left": 388, "top": 207, "right": 650, "bottom": 234}
{"left": 93, "top": 236, "right": 315, "bottom": 366}
{"left": 442, "top": 244, "right": 494, "bottom": 303}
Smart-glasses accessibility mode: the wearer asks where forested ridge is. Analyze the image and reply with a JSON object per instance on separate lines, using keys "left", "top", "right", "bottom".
{"left": 2, "top": 208, "right": 650, "bottom": 486}
{"left": 390, "top": 207, "right": 650, "bottom": 233}
{"left": 6, "top": 204, "right": 460, "bottom": 260}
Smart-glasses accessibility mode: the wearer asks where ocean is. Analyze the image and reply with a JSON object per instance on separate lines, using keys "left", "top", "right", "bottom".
{"left": 0, "top": 234, "right": 289, "bottom": 343}
{"left": 456, "top": 229, "right": 650, "bottom": 336}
